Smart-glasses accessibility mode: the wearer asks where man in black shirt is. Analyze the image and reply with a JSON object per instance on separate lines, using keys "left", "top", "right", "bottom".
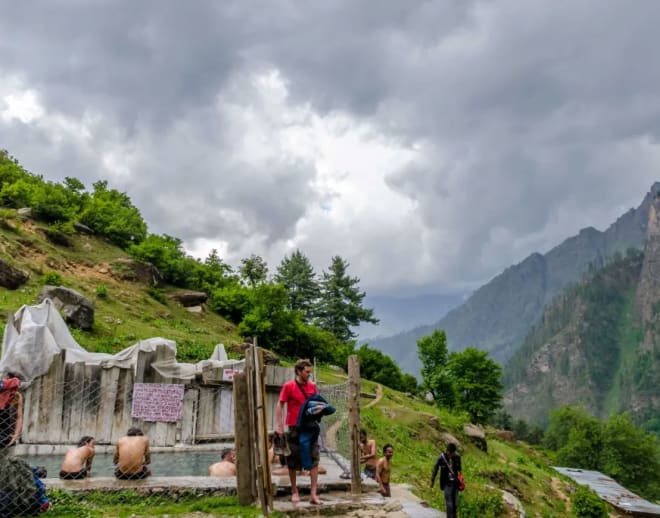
{"left": 430, "top": 443, "right": 462, "bottom": 518}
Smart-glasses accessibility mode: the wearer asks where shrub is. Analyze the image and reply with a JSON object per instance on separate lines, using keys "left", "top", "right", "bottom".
{"left": 460, "top": 488, "right": 504, "bottom": 518}
{"left": 572, "top": 486, "right": 608, "bottom": 518}
{"left": 95, "top": 284, "right": 108, "bottom": 298}
{"left": 147, "top": 285, "right": 167, "bottom": 304}
{"left": 41, "top": 271, "right": 63, "bottom": 286}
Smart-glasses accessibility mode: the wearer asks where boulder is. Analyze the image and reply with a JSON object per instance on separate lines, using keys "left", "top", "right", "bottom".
{"left": 43, "top": 227, "right": 72, "bottom": 247}
{"left": 73, "top": 222, "right": 93, "bottom": 234}
{"left": 39, "top": 285, "right": 94, "bottom": 330}
{"left": 0, "top": 259, "right": 29, "bottom": 289}
{"left": 17, "top": 207, "right": 32, "bottom": 218}
{"left": 441, "top": 432, "right": 462, "bottom": 449}
{"left": 168, "top": 290, "right": 208, "bottom": 307}
{"left": 464, "top": 423, "right": 488, "bottom": 452}
{"left": 494, "top": 430, "right": 516, "bottom": 442}
{"left": 111, "top": 258, "right": 162, "bottom": 285}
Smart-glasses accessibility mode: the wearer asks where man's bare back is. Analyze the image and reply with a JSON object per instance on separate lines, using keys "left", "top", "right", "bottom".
{"left": 60, "top": 436, "right": 95, "bottom": 479}
{"left": 61, "top": 445, "right": 94, "bottom": 473}
{"left": 114, "top": 434, "right": 151, "bottom": 475}
{"left": 208, "top": 460, "right": 237, "bottom": 477}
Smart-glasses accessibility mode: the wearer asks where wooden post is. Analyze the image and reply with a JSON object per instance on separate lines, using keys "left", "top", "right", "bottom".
{"left": 255, "top": 346, "right": 273, "bottom": 514}
{"left": 234, "top": 371, "right": 255, "bottom": 505}
{"left": 348, "top": 355, "right": 361, "bottom": 495}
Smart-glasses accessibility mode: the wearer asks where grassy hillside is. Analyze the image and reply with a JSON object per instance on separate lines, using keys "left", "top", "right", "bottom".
{"left": 0, "top": 212, "right": 242, "bottom": 361}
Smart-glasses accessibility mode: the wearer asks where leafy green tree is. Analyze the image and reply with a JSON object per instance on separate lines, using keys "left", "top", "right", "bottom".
{"left": 130, "top": 234, "right": 197, "bottom": 286}
{"left": 316, "top": 256, "right": 378, "bottom": 342}
{"left": 601, "top": 413, "right": 660, "bottom": 500}
{"left": 275, "top": 249, "right": 320, "bottom": 322}
{"left": 544, "top": 406, "right": 597, "bottom": 451}
{"left": 417, "top": 330, "right": 455, "bottom": 408}
{"left": 447, "top": 347, "right": 503, "bottom": 424}
{"left": 80, "top": 180, "right": 147, "bottom": 248}
{"left": 239, "top": 254, "right": 269, "bottom": 287}
{"left": 355, "top": 344, "right": 410, "bottom": 391}
{"left": 210, "top": 282, "right": 252, "bottom": 323}
{"left": 544, "top": 406, "right": 603, "bottom": 470}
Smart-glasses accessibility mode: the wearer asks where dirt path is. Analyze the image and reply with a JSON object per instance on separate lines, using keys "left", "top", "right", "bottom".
{"left": 326, "top": 384, "right": 383, "bottom": 450}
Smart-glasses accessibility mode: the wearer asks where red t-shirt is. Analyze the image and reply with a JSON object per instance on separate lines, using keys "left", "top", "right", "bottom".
{"left": 279, "top": 379, "right": 317, "bottom": 427}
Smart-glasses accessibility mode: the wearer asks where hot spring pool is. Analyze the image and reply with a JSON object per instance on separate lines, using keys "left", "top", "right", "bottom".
{"left": 19, "top": 450, "right": 225, "bottom": 478}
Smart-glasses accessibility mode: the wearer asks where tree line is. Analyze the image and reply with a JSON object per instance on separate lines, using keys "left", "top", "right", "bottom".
{"left": 0, "top": 150, "right": 427, "bottom": 387}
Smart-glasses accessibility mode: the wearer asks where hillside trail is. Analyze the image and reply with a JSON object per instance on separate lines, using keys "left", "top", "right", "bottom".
{"left": 325, "top": 384, "right": 383, "bottom": 450}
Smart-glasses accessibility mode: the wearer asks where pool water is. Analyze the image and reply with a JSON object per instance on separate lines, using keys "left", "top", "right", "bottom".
{"left": 19, "top": 451, "right": 224, "bottom": 478}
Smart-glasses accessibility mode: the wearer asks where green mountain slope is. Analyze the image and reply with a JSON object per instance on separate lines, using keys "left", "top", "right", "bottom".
{"left": 503, "top": 249, "right": 660, "bottom": 432}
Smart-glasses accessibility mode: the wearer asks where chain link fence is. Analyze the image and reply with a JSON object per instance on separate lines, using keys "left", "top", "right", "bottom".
{"left": 0, "top": 367, "right": 352, "bottom": 516}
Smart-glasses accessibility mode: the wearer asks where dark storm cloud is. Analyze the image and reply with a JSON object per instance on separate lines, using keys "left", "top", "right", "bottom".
{"left": 2, "top": 0, "right": 660, "bottom": 293}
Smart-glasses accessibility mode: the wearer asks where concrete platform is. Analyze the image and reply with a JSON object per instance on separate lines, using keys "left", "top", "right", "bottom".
{"left": 44, "top": 452, "right": 379, "bottom": 497}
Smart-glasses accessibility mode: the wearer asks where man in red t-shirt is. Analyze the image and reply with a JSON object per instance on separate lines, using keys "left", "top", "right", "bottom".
{"left": 276, "top": 358, "right": 321, "bottom": 504}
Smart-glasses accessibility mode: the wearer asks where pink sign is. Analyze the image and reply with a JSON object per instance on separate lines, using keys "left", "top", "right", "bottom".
{"left": 131, "top": 383, "right": 185, "bottom": 422}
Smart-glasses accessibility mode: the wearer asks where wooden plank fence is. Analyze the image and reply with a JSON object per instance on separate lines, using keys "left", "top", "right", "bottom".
{"left": 19, "top": 345, "right": 294, "bottom": 447}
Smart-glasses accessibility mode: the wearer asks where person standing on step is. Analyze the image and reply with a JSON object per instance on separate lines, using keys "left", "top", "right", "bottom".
{"left": 359, "top": 428, "right": 377, "bottom": 480}
{"left": 430, "top": 442, "right": 462, "bottom": 518}
{"left": 376, "top": 443, "right": 394, "bottom": 497}
{"left": 276, "top": 359, "right": 321, "bottom": 505}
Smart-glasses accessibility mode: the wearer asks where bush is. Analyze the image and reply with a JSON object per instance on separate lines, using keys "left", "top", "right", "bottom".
{"left": 572, "top": 486, "right": 608, "bottom": 518}
{"left": 147, "top": 285, "right": 167, "bottom": 304}
{"left": 459, "top": 488, "right": 504, "bottom": 518}
{"left": 42, "top": 271, "right": 63, "bottom": 286}
{"left": 95, "top": 284, "right": 108, "bottom": 298}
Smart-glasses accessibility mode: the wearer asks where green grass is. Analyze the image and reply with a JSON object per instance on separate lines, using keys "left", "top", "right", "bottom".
{"left": 0, "top": 219, "right": 242, "bottom": 361}
{"left": 47, "top": 490, "right": 283, "bottom": 517}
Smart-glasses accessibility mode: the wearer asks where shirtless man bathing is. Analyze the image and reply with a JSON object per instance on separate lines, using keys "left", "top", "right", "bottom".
{"left": 60, "top": 436, "right": 95, "bottom": 479}
{"left": 114, "top": 427, "right": 151, "bottom": 480}
{"left": 208, "top": 448, "right": 237, "bottom": 477}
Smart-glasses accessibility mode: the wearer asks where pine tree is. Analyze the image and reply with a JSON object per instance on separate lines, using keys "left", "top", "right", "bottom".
{"left": 274, "top": 249, "right": 319, "bottom": 322}
{"left": 239, "top": 254, "right": 269, "bottom": 287}
{"left": 316, "top": 256, "right": 378, "bottom": 342}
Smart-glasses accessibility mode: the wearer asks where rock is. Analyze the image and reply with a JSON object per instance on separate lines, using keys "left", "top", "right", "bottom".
{"left": 111, "top": 258, "right": 162, "bottom": 284}
{"left": 17, "top": 207, "right": 32, "bottom": 217}
{"left": 168, "top": 290, "right": 208, "bottom": 307}
{"left": 0, "top": 259, "right": 29, "bottom": 289}
{"left": 464, "top": 423, "right": 488, "bottom": 452}
{"left": 73, "top": 222, "right": 93, "bottom": 234}
{"left": 441, "top": 432, "right": 461, "bottom": 449}
{"left": 39, "top": 285, "right": 95, "bottom": 330}
{"left": 262, "top": 349, "right": 280, "bottom": 366}
{"left": 43, "top": 227, "right": 72, "bottom": 247}
{"left": 228, "top": 342, "right": 279, "bottom": 365}
{"left": 185, "top": 305, "right": 203, "bottom": 314}
{"left": 495, "top": 430, "right": 516, "bottom": 442}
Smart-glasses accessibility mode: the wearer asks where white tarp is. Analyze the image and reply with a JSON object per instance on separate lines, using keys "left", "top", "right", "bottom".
{"left": 0, "top": 299, "right": 243, "bottom": 384}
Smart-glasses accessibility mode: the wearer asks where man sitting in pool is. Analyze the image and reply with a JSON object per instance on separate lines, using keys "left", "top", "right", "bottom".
{"left": 113, "top": 427, "right": 152, "bottom": 480}
{"left": 208, "top": 448, "right": 236, "bottom": 477}
{"left": 60, "top": 436, "right": 95, "bottom": 479}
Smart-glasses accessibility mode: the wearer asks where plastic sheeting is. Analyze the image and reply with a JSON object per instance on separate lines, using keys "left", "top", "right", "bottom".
{"left": 0, "top": 299, "right": 243, "bottom": 384}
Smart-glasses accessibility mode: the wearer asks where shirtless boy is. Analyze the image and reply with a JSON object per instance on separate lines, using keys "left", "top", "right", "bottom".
{"left": 208, "top": 448, "right": 237, "bottom": 477}
{"left": 376, "top": 444, "right": 394, "bottom": 497}
{"left": 114, "top": 427, "right": 151, "bottom": 480}
{"left": 60, "top": 436, "right": 95, "bottom": 479}
{"left": 359, "top": 428, "right": 377, "bottom": 479}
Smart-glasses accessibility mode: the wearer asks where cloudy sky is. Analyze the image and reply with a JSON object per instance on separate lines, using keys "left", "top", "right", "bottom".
{"left": 2, "top": 1, "right": 659, "bottom": 297}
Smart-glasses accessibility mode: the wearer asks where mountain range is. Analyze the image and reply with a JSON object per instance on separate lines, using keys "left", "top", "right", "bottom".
{"left": 503, "top": 194, "right": 660, "bottom": 432}
{"left": 369, "top": 183, "right": 660, "bottom": 376}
